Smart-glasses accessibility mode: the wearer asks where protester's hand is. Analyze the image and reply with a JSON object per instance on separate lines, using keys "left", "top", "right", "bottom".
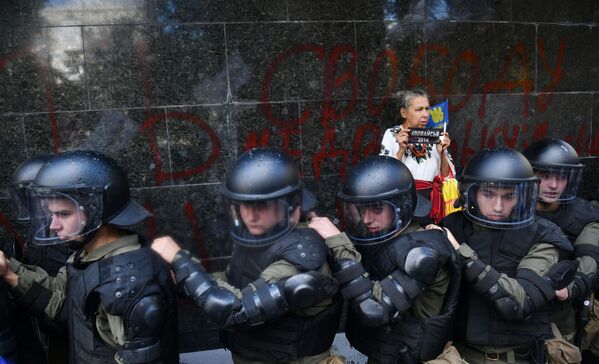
{"left": 425, "top": 224, "right": 460, "bottom": 250}
{"left": 555, "top": 287, "right": 569, "bottom": 301}
{"left": 0, "top": 251, "right": 18, "bottom": 287}
{"left": 436, "top": 131, "right": 451, "bottom": 154}
{"left": 395, "top": 128, "right": 410, "bottom": 151}
{"left": 309, "top": 216, "right": 342, "bottom": 239}
{"left": 152, "top": 236, "right": 182, "bottom": 264}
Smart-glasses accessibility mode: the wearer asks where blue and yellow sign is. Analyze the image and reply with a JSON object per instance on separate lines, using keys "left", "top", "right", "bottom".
{"left": 427, "top": 99, "right": 449, "bottom": 129}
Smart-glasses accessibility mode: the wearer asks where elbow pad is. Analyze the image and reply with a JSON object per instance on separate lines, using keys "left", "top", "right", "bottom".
{"left": 120, "top": 295, "right": 164, "bottom": 364}
{"left": 171, "top": 250, "right": 240, "bottom": 326}
{"left": 333, "top": 259, "right": 373, "bottom": 301}
{"left": 233, "top": 278, "right": 289, "bottom": 326}
{"left": 232, "top": 271, "right": 338, "bottom": 326}
{"left": 379, "top": 269, "right": 427, "bottom": 320}
{"left": 282, "top": 271, "right": 339, "bottom": 309}
{"left": 403, "top": 246, "right": 442, "bottom": 285}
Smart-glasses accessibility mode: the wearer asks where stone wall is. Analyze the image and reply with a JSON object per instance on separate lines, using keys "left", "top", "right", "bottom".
{"left": 1, "top": 0, "right": 597, "bottom": 351}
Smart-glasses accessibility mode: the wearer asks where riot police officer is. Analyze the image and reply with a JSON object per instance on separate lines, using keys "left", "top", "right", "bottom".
{"left": 10, "top": 154, "right": 73, "bottom": 275}
{"left": 152, "top": 148, "right": 341, "bottom": 364}
{"left": 523, "top": 138, "right": 599, "bottom": 363}
{"left": 6, "top": 154, "right": 66, "bottom": 364}
{"left": 441, "top": 148, "right": 575, "bottom": 364}
{"left": 309, "top": 155, "right": 462, "bottom": 363}
{"left": 0, "top": 150, "right": 178, "bottom": 364}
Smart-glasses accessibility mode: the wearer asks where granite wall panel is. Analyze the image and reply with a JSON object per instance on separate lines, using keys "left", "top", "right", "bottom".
{"left": 1, "top": 0, "right": 598, "bottom": 354}
{"left": 537, "top": 24, "right": 598, "bottom": 92}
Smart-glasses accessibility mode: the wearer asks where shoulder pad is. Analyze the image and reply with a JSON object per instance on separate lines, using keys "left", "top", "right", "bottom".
{"left": 93, "top": 248, "right": 167, "bottom": 316}
{"left": 388, "top": 230, "right": 453, "bottom": 271}
{"left": 565, "top": 198, "right": 599, "bottom": 235}
{"left": 275, "top": 227, "right": 328, "bottom": 271}
{"left": 534, "top": 217, "right": 572, "bottom": 253}
{"left": 572, "top": 198, "right": 599, "bottom": 221}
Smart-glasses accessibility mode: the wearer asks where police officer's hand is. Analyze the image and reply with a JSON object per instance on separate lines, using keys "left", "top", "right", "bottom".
{"left": 555, "top": 287, "right": 569, "bottom": 301}
{"left": 309, "top": 216, "right": 341, "bottom": 239}
{"left": 151, "top": 236, "right": 182, "bottom": 264}
{"left": 436, "top": 132, "right": 451, "bottom": 154}
{"left": 0, "top": 250, "right": 18, "bottom": 287}
{"left": 425, "top": 224, "right": 460, "bottom": 250}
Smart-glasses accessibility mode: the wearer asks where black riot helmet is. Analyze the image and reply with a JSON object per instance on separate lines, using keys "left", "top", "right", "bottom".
{"left": 29, "top": 150, "right": 150, "bottom": 247}
{"left": 220, "top": 148, "right": 302, "bottom": 246}
{"left": 523, "top": 138, "right": 584, "bottom": 203}
{"left": 10, "top": 154, "right": 54, "bottom": 223}
{"left": 338, "top": 156, "right": 416, "bottom": 245}
{"left": 460, "top": 148, "right": 539, "bottom": 229}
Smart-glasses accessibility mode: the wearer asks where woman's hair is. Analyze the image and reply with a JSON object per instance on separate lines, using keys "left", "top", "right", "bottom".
{"left": 398, "top": 89, "right": 428, "bottom": 113}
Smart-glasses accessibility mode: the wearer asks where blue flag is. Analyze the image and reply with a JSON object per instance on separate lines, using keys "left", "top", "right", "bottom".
{"left": 427, "top": 99, "right": 448, "bottom": 129}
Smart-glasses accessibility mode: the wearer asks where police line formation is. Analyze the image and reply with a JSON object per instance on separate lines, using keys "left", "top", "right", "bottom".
{"left": 0, "top": 90, "right": 598, "bottom": 364}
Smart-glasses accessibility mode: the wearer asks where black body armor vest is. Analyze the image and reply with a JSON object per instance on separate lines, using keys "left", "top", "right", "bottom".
{"left": 537, "top": 197, "right": 599, "bottom": 243}
{"left": 66, "top": 246, "right": 178, "bottom": 364}
{"left": 444, "top": 213, "right": 571, "bottom": 348}
{"left": 346, "top": 229, "right": 461, "bottom": 363}
{"left": 222, "top": 227, "right": 342, "bottom": 363}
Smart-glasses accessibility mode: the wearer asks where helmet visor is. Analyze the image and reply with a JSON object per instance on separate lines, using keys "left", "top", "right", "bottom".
{"left": 463, "top": 181, "right": 539, "bottom": 229}
{"left": 223, "top": 196, "right": 297, "bottom": 246}
{"left": 30, "top": 190, "right": 104, "bottom": 246}
{"left": 9, "top": 186, "right": 31, "bottom": 223}
{"left": 534, "top": 166, "right": 583, "bottom": 203}
{"left": 341, "top": 198, "right": 412, "bottom": 245}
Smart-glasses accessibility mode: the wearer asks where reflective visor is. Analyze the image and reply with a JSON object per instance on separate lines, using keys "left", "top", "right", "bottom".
{"left": 29, "top": 190, "right": 103, "bottom": 246}
{"left": 341, "top": 198, "right": 411, "bottom": 245}
{"left": 9, "top": 186, "right": 31, "bottom": 223}
{"left": 535, "top": 166, "right": 583, "bottom": 203}
{"left": 223, "top": 197, "right": 296, "bottom": 246}
{"left": 463, "top": 181, "right": 539, "bottom": 229}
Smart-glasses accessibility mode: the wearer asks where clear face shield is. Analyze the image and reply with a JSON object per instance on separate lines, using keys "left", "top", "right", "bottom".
{"left": 463, "top": 181, "right": 539, "bottom": 229}
{"left": 341, "top": 196, "right": 412, "bottom": 245}
{"left": 535, "top": 166, "right": 583, "bottom": 203}
{"left": 223, "top": 196, "right": 298, "bottom": 246}
{"left": 9, "top": 185, "right": 31, "bottom": 223}
{"left": 29, "top": 189, "right": 104, "bottom": 246}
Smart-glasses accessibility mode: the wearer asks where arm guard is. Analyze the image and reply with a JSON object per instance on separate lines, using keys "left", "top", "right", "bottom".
{"left": 171, "top": 249, "right": 241, "bottom": 326}
{"left": 569, "top": 271, "right": 594, "bottom": 305}
{"left": 462, "top": 258, "right": 578, "bottom": 320}
{"left": 332, "top": 259, "right": 386, "bottom": 327}
{"left": 120, "top": 295, "right": 164, "bottom": 364}
{"left": 378, "top": 245, "right": 443, "bottom": 316}
{"left": 229, "top": 271, "right": 338, "bottom": 327}
{"left": 334, "top": 246, "right": 443, "bottom": 327}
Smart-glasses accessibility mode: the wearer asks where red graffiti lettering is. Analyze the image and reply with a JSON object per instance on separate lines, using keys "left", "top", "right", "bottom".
{"left": 183, "top": 201, "right": 212, "bottom": 270}
{"left": 261, "top": 45, "right": 326, "bottom": 128}
{"left": 243, "top": 128, "right": 272, "bottom": 150}
{"left": 444, "top": 50, "right": 480, "bottom": 112}
{"left": 141, "top": 111, "right": 221, "bottom": 185}
{"left": 537, "top": 38, "right": 566, "bottom": 112}
{"left": 313, "top": 127, "right": 350, "bottom": 180}
{"left": 481, "top": 43, "right": 533, "bottom": 119}
{"left": 144, "top": 203, "right": 156, "bottom": 241}
{"left": 408, "top": 45, "right": 449, "bottom": 99}
{"left": 351, "top": 123, "right": 381, "bottom": 165}
{"left": 322, "top": 45, "right": 358, "bottom": 128}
